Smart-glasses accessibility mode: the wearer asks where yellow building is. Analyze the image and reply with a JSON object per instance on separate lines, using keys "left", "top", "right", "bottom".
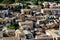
{"left": 21, "top": 9, "right": 32, "bottom": 16}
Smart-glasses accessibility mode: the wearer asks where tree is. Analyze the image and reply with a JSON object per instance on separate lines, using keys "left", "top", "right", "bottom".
{"left": 2, "top": 0, "right": 8, "bottom": 4}
{"left": 15, "top": 0, "right": 20, "bottom": 3}
{"left": 2, "top": 0, "right": 14, "bottom": 4}
{"left": 58, "top": 0, "right": 60, "bottom": 2}
{"left": 0, "top": 0, "right": 2, "bottom": 3}
{"left": 27, "top": 5, "right": 31, "bottom": 9}
{"left": 30, "top": 0, "right": 35, "bottom": 3}
{"left": 9, "top": 0, "right": 15, "bottom": 4}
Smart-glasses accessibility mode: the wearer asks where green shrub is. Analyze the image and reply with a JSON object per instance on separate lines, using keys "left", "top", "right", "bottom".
{"left": 8, "top": 24, "right": 15, "bottom": 30}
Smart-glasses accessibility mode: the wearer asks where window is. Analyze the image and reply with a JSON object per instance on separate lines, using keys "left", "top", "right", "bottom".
{"left": 29, "top": 12, "right": 30, "bottom": 14}
{"left": 24, "top": 12, "right": 26, "bottom": 14}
